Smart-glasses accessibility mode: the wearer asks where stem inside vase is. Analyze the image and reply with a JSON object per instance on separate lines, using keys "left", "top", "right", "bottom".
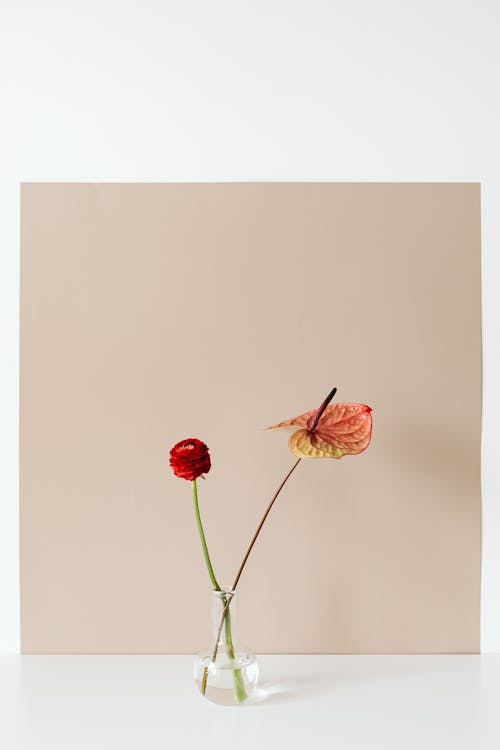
{"left": 199, "top": 589, "right": 249, "bottom": 704}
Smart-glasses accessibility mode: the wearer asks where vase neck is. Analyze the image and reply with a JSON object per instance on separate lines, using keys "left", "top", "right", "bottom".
{"left": 211, "top": 588, "right": 237, "bottom": 645}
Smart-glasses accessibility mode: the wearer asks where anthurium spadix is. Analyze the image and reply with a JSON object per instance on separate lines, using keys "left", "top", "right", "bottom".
{"left": 267, "top": 400, "right": 372, "bottom": 459}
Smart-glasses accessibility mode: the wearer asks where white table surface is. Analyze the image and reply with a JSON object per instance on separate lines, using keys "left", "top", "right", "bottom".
{"left": 1, "top": 655, "right": 499, "bottom": 749}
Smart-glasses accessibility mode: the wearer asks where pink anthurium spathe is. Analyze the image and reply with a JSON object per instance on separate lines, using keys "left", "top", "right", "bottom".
{"left": 267, "top": 398, "right": 372, "bottom": 459}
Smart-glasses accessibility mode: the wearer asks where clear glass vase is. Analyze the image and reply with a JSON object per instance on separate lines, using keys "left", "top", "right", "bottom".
{"left": 194, "top": 587, "right": 259, "bottom": 706}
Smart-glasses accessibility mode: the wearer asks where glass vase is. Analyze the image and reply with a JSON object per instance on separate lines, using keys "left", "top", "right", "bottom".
{"left": 194, "top": 587, "right": 259, "bottom": 705}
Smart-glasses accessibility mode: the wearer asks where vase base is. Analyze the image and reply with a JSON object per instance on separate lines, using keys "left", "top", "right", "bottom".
{"left": 195, "top": 683, "right": 247, "bottom": 706}
{"left": 194, "top": 654, "right": 259, "bottom": 706}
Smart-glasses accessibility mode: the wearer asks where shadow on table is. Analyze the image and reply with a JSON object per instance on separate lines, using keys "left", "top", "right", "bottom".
{"left": 245, "top": 673, "right": 335, "bottom": 706}
{"left": 245, "top": 656, "right": 472, "bottom": 706}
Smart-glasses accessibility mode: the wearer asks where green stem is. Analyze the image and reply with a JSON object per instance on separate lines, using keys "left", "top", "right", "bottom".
{"left": 222, "top": 602, "right": 247, "bottom": 703}
{"left": 191, "top": 480, "right": 247, "bottom": 703}
{"left": 192, "top": 479, "right": 220, "bottom": 591}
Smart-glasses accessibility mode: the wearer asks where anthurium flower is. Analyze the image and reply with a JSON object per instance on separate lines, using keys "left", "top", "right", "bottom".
{"left": 267, "top": 402, "right": 372, "bottom": 459}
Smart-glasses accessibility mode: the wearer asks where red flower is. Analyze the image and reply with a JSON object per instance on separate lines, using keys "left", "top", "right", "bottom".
{"left": 169, "top": 438, "right": 211, "bottom": 481}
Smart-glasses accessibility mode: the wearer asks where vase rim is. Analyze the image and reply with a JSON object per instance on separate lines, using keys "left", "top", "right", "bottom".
{"left": 213, "top": 586, "right": 235, "bottom": 596}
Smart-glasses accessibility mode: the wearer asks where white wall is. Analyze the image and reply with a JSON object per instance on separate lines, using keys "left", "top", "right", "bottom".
{"left": 1, "top": 0, "right": 498, "bottom": 653}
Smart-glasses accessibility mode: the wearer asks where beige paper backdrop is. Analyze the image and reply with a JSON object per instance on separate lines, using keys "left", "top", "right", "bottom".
{"left": 20, "top": 182, "right": 481, "bottom": 654}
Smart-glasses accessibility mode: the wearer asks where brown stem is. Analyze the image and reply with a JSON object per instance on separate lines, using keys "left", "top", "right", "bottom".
{"left": 231, "top": 457, "right": 302, "bottom": 591}
{"left": 201, "top": 386, "right": 337, "bottom": 696}
{"left": 201, "top": 457, "right": 302, "bottom": 693}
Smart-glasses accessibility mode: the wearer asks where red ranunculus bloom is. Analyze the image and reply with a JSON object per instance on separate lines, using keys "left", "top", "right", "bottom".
{"left": 169, "top": 438, "right": 211, "bottom": 481}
